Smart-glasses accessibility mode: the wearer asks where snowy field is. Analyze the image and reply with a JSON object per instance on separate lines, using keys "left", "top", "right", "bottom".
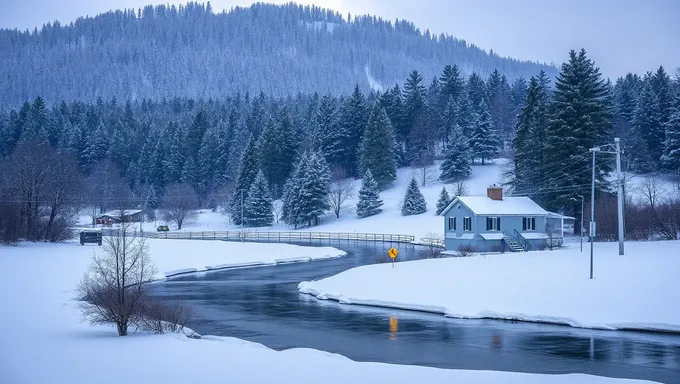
{"left": 81, "top": 160, "right": 506, "bottom": 241}
{"left": 299, "top": 240, "right": 680, "bottom": 333}
{"left": 0, "top": 240, "right": 660, "bottom": 383}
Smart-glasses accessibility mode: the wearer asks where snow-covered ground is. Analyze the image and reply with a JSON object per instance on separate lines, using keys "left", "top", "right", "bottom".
{"left": 0, "top": 241, "right": 660, "bottom": 383}
{"left": 147, "top": 239, "right": 346, "bottom": 277}
{"left": 80, "top": 160, "right": 506, "bottom": 241}
{"left": 299, "top": 240, "right": 680, "bottom": 333}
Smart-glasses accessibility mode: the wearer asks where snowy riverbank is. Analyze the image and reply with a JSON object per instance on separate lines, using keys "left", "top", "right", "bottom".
{"left": 147, "top": 239, "right": 346, "bottom": 277}
{"left": 0, "top": 240, "right": 661, "bottom": 383}
{"left": 299, "top": 240, "right": 680, "bottom": 333}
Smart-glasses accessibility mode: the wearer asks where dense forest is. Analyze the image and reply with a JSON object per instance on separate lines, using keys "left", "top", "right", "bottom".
{"left": 0, "top": 2, "right": 557, "bottom": 106}
{"left": 0, "top": 2, "right": 678, "bottom": 244}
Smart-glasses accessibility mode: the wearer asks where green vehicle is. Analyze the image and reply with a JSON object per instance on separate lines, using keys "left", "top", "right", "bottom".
{"left": 79, "top": 229, "right": 102, "bottom": 246}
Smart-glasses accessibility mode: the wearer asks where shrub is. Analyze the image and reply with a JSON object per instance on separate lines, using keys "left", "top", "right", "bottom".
{"left": 456, "top": 244, "right": 476, "bottom": 257}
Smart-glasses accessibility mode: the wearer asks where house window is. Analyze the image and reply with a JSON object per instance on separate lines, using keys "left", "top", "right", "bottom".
{"left": 486, "top": 217, "right": 501, "bottom": 231}
{"left": 448, "top": 217, "right": 456, "bottom": 231}
{"left": 523, "top": 217, "right": 536, "bottom": 231}
{"left": 463, "top": 217, "right": 472, "bottom": 232}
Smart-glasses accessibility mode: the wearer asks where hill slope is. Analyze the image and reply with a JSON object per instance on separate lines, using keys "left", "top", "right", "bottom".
{"left": 0, "top": 2, "right": 557, "bottom": 105}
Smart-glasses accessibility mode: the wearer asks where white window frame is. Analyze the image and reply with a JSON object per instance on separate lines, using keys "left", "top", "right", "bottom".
{"left": 523, "top": 217, "right": 536, "bottom": 231}
{"left": 487, "top": 217, "right": 501, "bottom": 231}
{"left": 448, "top": 217, "right": 456, "bottom": 231}
{"left": 463, "top": 217, "right": 472, "bottom": 232}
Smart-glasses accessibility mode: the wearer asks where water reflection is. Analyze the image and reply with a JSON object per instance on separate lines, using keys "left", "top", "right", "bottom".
{"left": 148, "top": 241, "right": 680, "bottom": 383}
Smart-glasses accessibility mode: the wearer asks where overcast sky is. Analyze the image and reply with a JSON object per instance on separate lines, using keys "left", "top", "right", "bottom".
{"left": 2, "top": 0, "right": 678, "bottom": 78}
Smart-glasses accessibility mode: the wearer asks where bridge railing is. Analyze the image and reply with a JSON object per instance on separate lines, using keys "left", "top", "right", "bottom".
{"left": 101, "top": 229, "right": 415, "bottom": 244}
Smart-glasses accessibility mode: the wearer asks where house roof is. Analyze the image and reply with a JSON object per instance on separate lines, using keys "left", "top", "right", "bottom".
{"left": 96, "top": 209, "right": 142, "bottom": 219}
{"left": 440, "top": 196, "right": 549, "bottom": 216}
{"left": 547, "top": 211, "right": 576, "bottom": 220}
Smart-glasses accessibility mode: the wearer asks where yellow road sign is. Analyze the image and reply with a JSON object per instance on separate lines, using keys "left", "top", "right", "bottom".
{"left": 388, "top": 247, "right": 398, "bottom": 259}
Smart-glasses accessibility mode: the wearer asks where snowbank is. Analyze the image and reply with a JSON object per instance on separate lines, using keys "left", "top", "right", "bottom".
{"left": 0, "top": 241, "right": 660, "bottom": 383}
{"left": 299, "top": 240, "right": 680, "bottom": 333}
{"left": 147, "top": 240, "right": 346, "bottom": 278}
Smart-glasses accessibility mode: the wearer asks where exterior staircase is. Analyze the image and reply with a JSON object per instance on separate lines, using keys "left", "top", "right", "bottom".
{"left": 503, "top": 231, "right": 526, "bottom": 252}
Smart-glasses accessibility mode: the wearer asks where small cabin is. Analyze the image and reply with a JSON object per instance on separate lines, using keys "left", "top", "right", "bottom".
{"left": 439, "top": 186, "right": 558, "bottom": 252}
{"left": 95, "top": 209, "right": 143, "bottom": 225}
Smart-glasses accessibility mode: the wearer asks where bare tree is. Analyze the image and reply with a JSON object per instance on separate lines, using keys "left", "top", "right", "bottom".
{"left": 43, "top": 151, "right": 83, "bottom": 241}
{"left": 327, "top": 166, "right": 355, "bottom": 218}
{"left": 77, "top": 221, "right": 158, "bottom": 336}
{"left": 135, "top": 300, "right": 195, "bottom": 336}
{"left": 5, "top": 141, "right": 53, "bottom": 240}
{"left": 161, "top": 183, "right": 199, "bottom": 230}
{"left": 272, "top": 199, "right": 283, "bottom": 224}
{"left": 85, "top": 158, "right": 130, "bottom": 227}
{"left": 638, "top": 175, "right": 668, "bottom": 210}
{"left": 453, "top": 180, "right": 469, "bottom": 197}
{"left": 419, "top": 232, "right": 444, "bottom": 258}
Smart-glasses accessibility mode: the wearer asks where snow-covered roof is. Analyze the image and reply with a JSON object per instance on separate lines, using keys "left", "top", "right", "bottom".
{"left": 96, "top": 209, "right": 143, "bottom": 219}
{"left": 547, "top": 211, "right": 576, "bottom": 220}
{"left": 440, "top": 196, "right": 549, "bottom": 216}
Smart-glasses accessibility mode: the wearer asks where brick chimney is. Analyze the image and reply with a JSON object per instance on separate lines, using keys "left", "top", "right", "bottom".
{"left": 487, "top": 184, "right": 503, "bottom": 201}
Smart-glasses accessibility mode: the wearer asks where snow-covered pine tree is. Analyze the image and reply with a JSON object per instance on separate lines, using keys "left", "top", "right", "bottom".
{"left": 662, "top": 94, "right": 680, "bottom": 173}
{"left": 439, "top": 65, "right": 465, "bottom": 110}
{"left": 543, "top": 49, "right": 613, "bottom": 215}
{"left": 511, "top": 73, "right": 550, "bottom": 194}
{"left": 164, "top": 121, "right": 186, "bottom": 185}
{"left": 229, "top": 137, "right": 260, "bottom": 225}
{"left": 196, "top": 124, "right": 222, "bottom": 202}
{"left": 282, "top": 152, "right": 309, "bottom": 228}
{"left": 297, "top": 152, "right": 331, "bottom": 226}
{"left": 312, "top": 94, "right": 341, "bottom": 166}
{"left": 337, "top": 85, "right": 369, "bottom": 177}
{"left": 401, "top": 177, "right": 427, "bottom": 216}
{"left": 439, "top": 124, "right": 472, "bottom": 182}
{"left": 358, "top": 104, "right": 398, "bottom": 189}
{"left": 356, "top": 170, "right": 383, "bottom": 218}
{"left": 435, "top": 186, "right": 451, "bottom": 215}
{"left": 244, "top": 170, "right": 274, "bottom": 227}
{"left": 401, "top": 70, "right": 426, "bottom": 153}
{"left": 632, "top": 77, "right": 664, "bottom": 172}
{"left": 469, "top": 99, "right": 498, "bottom": 165}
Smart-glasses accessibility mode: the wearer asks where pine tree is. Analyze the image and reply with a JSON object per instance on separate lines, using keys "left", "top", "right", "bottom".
{"left": 356, "top": 170, "right": 383, "bottom": 218}
{"left": 312, "top": 94, "right": 341, "bottom": 166}
{"left": 439, "top": 125, "right": 472, "bottom": 182}
{"left": 632, "top": 77, "right": 664, "bottom": 171}
{"left": 511, "top": 73, "right": 550, "bottom": 194}
{"left": 651, "top": 66, "right": 673, "bottom": 127}
{"left": 164, "top": 122, "right": 186, "bottom": 185}
{"left": 662, "top": 94, "right": 680, "bottom": 173}
{"left": 466, "top": 73, "right": 487, "bottom": 116}
{"left": 244, "top": 171, "right": 274, "bottom": 227}
{"left": 436, "top": 186, "right": 451, "bottom": 215}
{"left": 229, "top": 137, "right": 260, "bottom": 225}
{"left": 401, "top": 177, "right": 427, "bottom": 216}
{"left": 544, "top": 49, "right": 613, "bottom": 215}
{"left": 298, "top": 152, "right": 331, "bottom": 226}
{"left": 469, "top": 99, "right": 498, "bottom": 165}
{"left": 281, "top": 154, "right": 308, "bottom": 228}
{"left": 402, "top": 70, "right": 427, "bottom": 153}
{"left": 439, "top": 65, "right": 465, "bottom": 109}
{"left": 196, "top": 123, "right": 222, "bottom": 201}
{"left": 186, "top": 110, "right": 210, "bottom": 160}
{"left": 259, "top": 110, "right": 301, "bottom": 198}
{"left": 337, "top": 85, "right": 369, "bottom": 177}
{"left": 358, "top": 104, "right": 398, "bottom": 189}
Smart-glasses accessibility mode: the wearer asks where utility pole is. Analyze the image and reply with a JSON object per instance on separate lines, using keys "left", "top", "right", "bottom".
{"left": 589, "top": 146, "right": 600, "bottom": 279}
{"left": 614, "top": 138, "right": 624, "bottom": 255}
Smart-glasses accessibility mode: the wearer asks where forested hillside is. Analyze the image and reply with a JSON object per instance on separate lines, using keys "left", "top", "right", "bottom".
{"left": 0, "top": 2, "right": 556, "bottom": 106}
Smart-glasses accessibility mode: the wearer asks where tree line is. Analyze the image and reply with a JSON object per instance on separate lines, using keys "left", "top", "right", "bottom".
{"left": 1, "top": 51, "right": 678, "bottom": 244}
{"left": 0, "top": 2, "right": 556, "bottom": 106}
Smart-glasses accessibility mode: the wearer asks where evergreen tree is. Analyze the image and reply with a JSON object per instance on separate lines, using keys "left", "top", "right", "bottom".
{"left": 436, "top": 186, "right": 451, "bottom": 215}
{"left": 466, "top": 73, "right": 488, "bottom": 115}
{"left": 229, "top": 137, "right": 260, "bottom": 225}
{"left": 281, "top": 154, "right": 307, "bottom": 228}
{"left": 196, "top": 123, "right": 223, "bottom": 202}
{"left": 401, "top": 70, "right": 427, "bottom": 150}
{"left": 298, "top": 152, "right": 331, "bottom": 226}
{"left": 244, "top": 171, "right": 274, "bottom": 227}
{"left": 401, "top": 177, "right": 427, "bottom": 216}
{"left": 439, "top": 65, "right": 465, "bottom": 108}
{"left": 544, "top": 49, "right": 613, "bottom": 215}
{"left": 186, "top": 110, "right": 210, "bottom": 160}
{"left": 358, "top": 104, "right": 398, "bottom": 189}
{"left": 632, "top": 77, "right": 664, "bottom": 171}
{"left": 487, "top": 70, "right": 513, "bottom": 148}
{"left": 511, "top": 73, "right": 550, "bottom": 194}
{"left": 312, "top": 94, "right": 341, "bottom": 166}
{"left": 651, "top": 66, "right": 673, "bottom": 127}
{"left": 439, "top": 125, "right": 472, "bottom": 181}
{"left": 356, "top": 170, "right": 383, "bottom": 218}
{"left": 337, "top": 85, "right": 369, "bottom": 177}
{"left": 662, "top": 94, "right": 680, "bottom": 173}
{"left": 259, "top": 110, "right": 300, "bottom": 197}
{"left": 469, "top": 99, "right": 498, "bottom": 165}
{"left": 164, "top": 122, "right": 186, "bottom": 185}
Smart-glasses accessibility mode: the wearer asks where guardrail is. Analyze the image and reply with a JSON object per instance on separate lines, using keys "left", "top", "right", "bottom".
{"left": 101, "top": 229, "right": 415, "bottom": 244}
